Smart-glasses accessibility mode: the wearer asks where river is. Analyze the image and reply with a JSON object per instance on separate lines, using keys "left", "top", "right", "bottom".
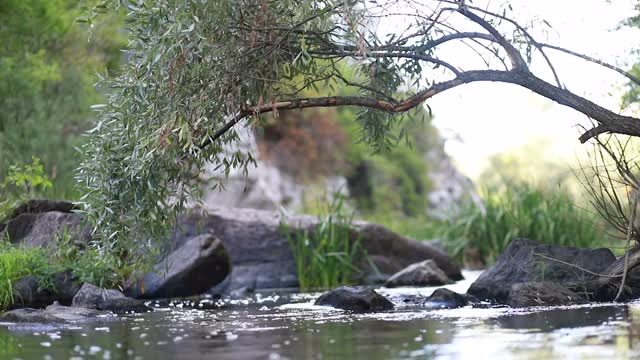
{"left": 1, "top": 271, "right": 639, "bottom": 359}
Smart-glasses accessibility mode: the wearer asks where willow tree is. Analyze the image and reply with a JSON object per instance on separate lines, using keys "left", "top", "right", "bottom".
{"left": 78, "top": 0, "right": 640, "bottom": 266}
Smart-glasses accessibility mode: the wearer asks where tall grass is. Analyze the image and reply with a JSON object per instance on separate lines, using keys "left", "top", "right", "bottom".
{"left": 0, "top": 240, "right": 57, "bottom": 310}
{"left": 286, "top": 196, "right": 366, "bottom": 291}
{"left": 434, "top": 183, "right": 610, "bottom": 264}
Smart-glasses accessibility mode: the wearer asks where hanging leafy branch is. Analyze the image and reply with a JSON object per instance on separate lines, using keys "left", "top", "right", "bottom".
{"left": 78, "top": 0, "right": 640, "bottom": 268}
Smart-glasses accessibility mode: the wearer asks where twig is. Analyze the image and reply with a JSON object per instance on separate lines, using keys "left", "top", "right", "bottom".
{"left": 531, "top": 252, "right": 622, "bottom": 279}
{"left": 615, "top": 188, "right": 639, "bottom": 301}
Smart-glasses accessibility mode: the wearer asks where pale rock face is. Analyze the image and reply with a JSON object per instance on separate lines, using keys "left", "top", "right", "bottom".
{"left": 425, "top": 135, "right": 484, "bottom": 218}
{"left": 201, "top": 125, "right": 348, "bottom": 211}
{"left": 201, "top": 124, "right": 480, "bottom": 217}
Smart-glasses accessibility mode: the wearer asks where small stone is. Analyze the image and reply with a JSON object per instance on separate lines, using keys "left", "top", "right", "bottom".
{"left": 314, "top": 286, "right": 394, "bottom": 312}
{"left": 72, "top": 284, "right": 149, "bottom": 313}
{"left": 384, "top": 260, "right": 451, "bottom": 288}
{"left": 424, "top": 288, "right": 469, "bottom": 309}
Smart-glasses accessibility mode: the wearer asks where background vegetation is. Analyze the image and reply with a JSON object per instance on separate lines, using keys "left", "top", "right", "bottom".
{"left": 2, "top": 0, "right": 640, "bottom": 297}
{"left": 0, "top": 0, "right": 123, "bottom": 199}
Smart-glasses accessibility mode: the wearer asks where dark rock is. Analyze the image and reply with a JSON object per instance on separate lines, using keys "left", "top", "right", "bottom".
{"left": 0, "top": 302, "right": 105, "bottom": 323}
{"left": 588, "top": 246, "right": 640, "bottom": 301}
{"left": 424, "top": 288, "right": 469, "bottom": 309}
{"left": 126, "top": 233, "right": 230, "bottom": 299}
{"left": 384, "top": 260, "right": 451, "bottom": 288}
{"left": 314, "top": 286, "right": 394, "bottom": 312}
{"left": 5, "top": 199, "right": 78, "bottom": 221}
{"left": 507, "top": 282, "right": 585, "bottom": 308}
{"left": 72, "top": 284, "right": 149, "bottom": 313}
{"left": 356, "top": 223, "right": 463, "bottom": 281}
{"left": 467, "top": 239, "right": 615, "bottom": 304}
{"left": 10, "top": 270, "right": 79, "bottom": 309}
{"left": 2, "top": 211, "right": 90, "bottom": 249}
{"left": 173, "top": 207, "right": 462, "bottom": 293}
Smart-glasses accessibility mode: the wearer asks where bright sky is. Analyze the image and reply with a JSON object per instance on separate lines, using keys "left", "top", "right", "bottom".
{"left": 395, "top": 0, "right": 640, "bottom": 178}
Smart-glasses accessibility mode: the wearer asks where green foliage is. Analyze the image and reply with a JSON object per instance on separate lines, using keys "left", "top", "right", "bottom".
{"left": 78, "top": 0, "right": 441, "bottom": 264}
{"left": 53, "top": 230, "right": 128, "bottom": 289}
{"left": 0, "top": 157, "right": 53, "bottom": 220}
{"left": 0, "top": 226, "right": 126, "bottom": 311}
{"left": 286, "top": 196, "right": 366, "bottom": 290}
{"left": 0, "top": 0, "right": 124, "bottom": 199}
{"left": 431, "top": 182, "right": 609, "bottom": 265}
{"left": 0, "top": 240, "right": 57, "bottom": 310}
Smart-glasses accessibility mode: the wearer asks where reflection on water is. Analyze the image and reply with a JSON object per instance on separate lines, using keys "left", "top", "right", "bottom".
{"left": 2, "top": 271, "right": 640, "bottom": 359}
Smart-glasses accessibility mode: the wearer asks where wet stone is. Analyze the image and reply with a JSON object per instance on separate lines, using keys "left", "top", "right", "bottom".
{"left": 72, "top": 283, "right": 150, "bottom": 313}
{"left": 424, "top": 288, "right": 469, "bottom": 309}
{"left": 384, "top": 259, "right": 451, "bottom": 288}
{"left": 0, "top": 302, "right": 107, "bottom": 323}
{"left": 314, "top": 286, "right": 394, "bottom": 312}
{"left": 507, "top": 282, "right": 586, "bottom": 308}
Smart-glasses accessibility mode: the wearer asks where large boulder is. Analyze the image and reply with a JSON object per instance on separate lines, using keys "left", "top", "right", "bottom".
{"left": 315, "top": 286, "right": 394, "bottom": 312}
{"left": 10, "top": 270, "right": 79, "bottom": 309}
{"left": 174, "top": 207, "right": 462, "bottom": 293}
{"left": 467, "top": 238, "right": 616, "bottom": 304}
{"left": 384, "top": 259, "right": 451, "bottom": 288}
{"left": 72, "top": 284, "right": 149, "bottom": 313}
{"left": 507, "top": 282, "right": 584, "bottom": 308}
{"left": 587, "top": 246, "right": 640, "bottom": 302}
{"left": 1, "top": 199, "right": 89, "bottom": 249}
{"left": 0, "top": 302, "right": 105, "bottom": 323}
{"left": 356, "top": 223, "right": 463, "bottom": 282}
{"left": 5, "top": 199, "right": 78, "bottom": 220}
{"left": 126, "top": 233, "right": 230, "bottom": 299}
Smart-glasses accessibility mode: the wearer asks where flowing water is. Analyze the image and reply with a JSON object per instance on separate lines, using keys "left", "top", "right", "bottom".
{"left": 2, "top": 271, "right": 640, "bottom": 360}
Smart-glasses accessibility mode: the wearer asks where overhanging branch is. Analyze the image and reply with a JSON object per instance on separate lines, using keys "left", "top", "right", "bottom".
{"left": 199, "top": 69, "right": 640, "bottom": 150}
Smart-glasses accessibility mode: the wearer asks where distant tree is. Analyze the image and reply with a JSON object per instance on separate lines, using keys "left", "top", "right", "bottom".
{"left": 0, "top": 0, "right": 123, "bottom": 198}
{"left": 80, "top": 0, "right": 640, "bottom": 265}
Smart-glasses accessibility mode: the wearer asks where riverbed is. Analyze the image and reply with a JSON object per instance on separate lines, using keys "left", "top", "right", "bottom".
{"left": 1, "top": 271, "right": 639, "bottom": 359}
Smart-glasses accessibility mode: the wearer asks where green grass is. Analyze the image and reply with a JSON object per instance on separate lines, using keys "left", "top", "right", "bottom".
{"left": 0, "top": 229, "right": 126, "bottom": 311}
{"left": 374, "top": 182, "right": 612, "bottom": 266}
{"left": 0, "top": 240, "right": 58, "bottom": 310}
{"left": 286, "top": 196, "right": 367, "bottom": 291}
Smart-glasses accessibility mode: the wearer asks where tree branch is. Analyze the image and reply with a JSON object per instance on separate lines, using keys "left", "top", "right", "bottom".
{"left": 541, "top": 43, "right": 640, "bottom": 87}
{"left": 199, "top": 69, "right": 640, "bottom": 150}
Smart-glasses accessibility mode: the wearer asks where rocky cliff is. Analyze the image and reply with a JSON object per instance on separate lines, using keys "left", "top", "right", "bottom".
{"left": 201, "top": 123, "right": 479, "bottom": 217}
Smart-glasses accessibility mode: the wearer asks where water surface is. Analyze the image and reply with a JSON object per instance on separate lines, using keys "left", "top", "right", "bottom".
{"left": 2, "top": 271, "right": 639, "bottom": 359}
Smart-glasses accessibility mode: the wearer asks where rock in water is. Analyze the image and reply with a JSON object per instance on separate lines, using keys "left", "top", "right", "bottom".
{"left": 72, "top": 284, "right": 149, "bottom": 313}
{"left": 424, "top": 288, "right": 469, "bottom": 309}
{"left": 10, "top": 270, "right": 79, "bottom": 309}
{"left": 314, "top": 286, "right": 394, "bottom": 312}
{"left": 175, "top": 207, "right": 462, "bottom": 294}
{"left": 384, "top": 260, "right": 451, "bottom": 288}
{"left": 126, "top": 233, "right": 230, "bottom": 299}
{"left": 0, "top": 302, "right": 105, "bottom": 323}
{"left": 507, "top": 282, "right": 584, "bottom": 308}
{"left": 467, "top": 238, "right": 615, "bottom": 304}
